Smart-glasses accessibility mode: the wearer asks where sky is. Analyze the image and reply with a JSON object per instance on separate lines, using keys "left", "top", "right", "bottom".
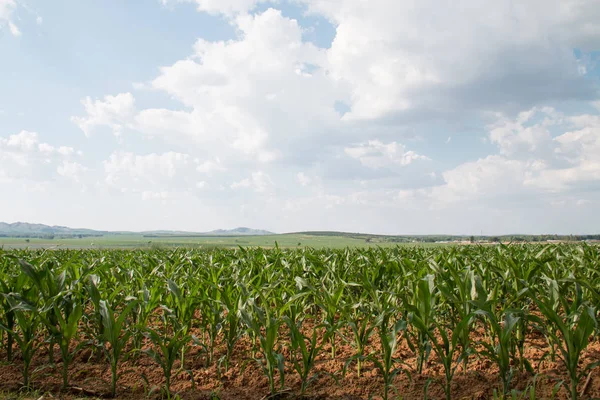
{"left": 1, "top": 0, "right": 600, "bottom": 235}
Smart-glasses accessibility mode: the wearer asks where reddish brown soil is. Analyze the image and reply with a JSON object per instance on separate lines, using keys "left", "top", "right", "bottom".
{"left": 1, "top": 324, "right": 599, "bottom": 400}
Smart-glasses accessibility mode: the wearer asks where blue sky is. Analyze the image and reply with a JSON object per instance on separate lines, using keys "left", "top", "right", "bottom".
{"left": 1, "top": 0, "right": 600, "bottom": 235}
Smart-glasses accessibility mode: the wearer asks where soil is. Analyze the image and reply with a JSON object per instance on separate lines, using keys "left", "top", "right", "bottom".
{"left": 1, "top": 323, "right": 599, "bottom": 400}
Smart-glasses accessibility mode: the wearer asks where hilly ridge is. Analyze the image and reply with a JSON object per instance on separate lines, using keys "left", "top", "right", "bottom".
{"left": 0, "top": 222, "right": 274, "bottom": 238}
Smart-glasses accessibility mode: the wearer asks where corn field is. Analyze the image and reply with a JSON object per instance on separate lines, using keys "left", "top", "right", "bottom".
{"left": 0, "top": 244, "right": 599, "bottom": 399}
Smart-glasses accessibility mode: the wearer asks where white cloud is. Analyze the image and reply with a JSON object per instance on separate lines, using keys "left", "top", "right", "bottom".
{"left": 75, "top": 9, "right": 341, "bottom": 167}
{"left": 8, "top": 20, "right": 20, "bottom": 36}
{"left": 71, "top": 93, "right": 136, "bottom": 137}
{"left": 103, "top": 151, "right": 192, "bottom": 186}
{"left": 162, "top": 0, "right": 269, "bottom": 17}
{"left": 5, "top": 130, "right": 39, "bottom": 151}
{"left": 344, "top": 140, "right": 429, "bottom": 169}
{"left": 0, "top": 131, "right": 83, "bottom": 183}
{"left": 397, "top": 104, "right": 600, "bottom": 205}
{"left": 296, "top": 172, "right": 311, "bottom": 186}
{"left": 300, "top": 0, "right": 599, "bottom": 119}
{"left": 488, "top": 108, "right": 556, "bottom": 158}
{"left": 35, "top": 15, "right": 42, "bottom": 25}
{"left": 57, "top": 161, "right": 87, "bottom": 182}
{"left": 231, "top": 171, "right": 273, "bottom": 193}
{"left": 32, "top": 1, "right": 600, "bottom": 234}
{"left": 141, "top": 190, "right": 170, "bottom": 201}
{"left": 1, "top": 0, "right": 41, "bottom": 36}
{"left": 196, "top": 158, "right": 226, "bottom": 174}
{"left": 431, "top": 156, "right": 531, "bottom": 203}
{"left": 0, "top": 0, "right": 19, "bottom": 36}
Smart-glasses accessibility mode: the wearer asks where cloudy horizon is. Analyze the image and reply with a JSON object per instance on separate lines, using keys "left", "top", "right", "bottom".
{"left": 1, "top": 0, "right": 600, "bottom": 235}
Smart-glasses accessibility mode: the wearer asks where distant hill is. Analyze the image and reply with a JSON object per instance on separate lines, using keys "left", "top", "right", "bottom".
{"left": 206, "top": 227, "right": 274, "bottom": 236}
{"left": 0, "top": 222, "right": 274, "bottom": 238}
{"left": 0, "top": 222, "right": 108, "bottom": 237}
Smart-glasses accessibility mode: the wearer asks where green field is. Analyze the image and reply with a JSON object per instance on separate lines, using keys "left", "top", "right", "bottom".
{"left": 0, "top": 233, "right": 435, "bottom": 249}
{"left": 0, "top": 244, "right": 599, "bottom": 399}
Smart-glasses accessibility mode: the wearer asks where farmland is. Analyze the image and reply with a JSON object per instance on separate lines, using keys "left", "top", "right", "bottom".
{"left": 0, "top": 244, "right": 599, "bottom": 399}
{"left": 0, "top": 233, "right": 408, "bottom": 249}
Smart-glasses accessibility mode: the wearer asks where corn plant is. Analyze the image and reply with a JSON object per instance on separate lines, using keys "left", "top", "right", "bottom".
{"left": 0, "top": 261, "right": 25, "bottom": 362}
{"left": 44, "top": 297, "right": 84, "bottom": 390}
{"left": 369, "top": 318, "right": 408, "bottom": 400}
{"left": 284, "top": 316, "right": 331, "bottom": 395}
{"left": 197, "top": 284, "right": 223, "bottom": 367}
{"left": 218, "top": 282, "right": 242, "bottom": 372}
{"left": 533, "top": 287, "right": 598, "bottom": 400}
{"left": 0, "top": 292, "right": 40, "bottom": 389}
{"left": 239, "top": 294, "right": 285, "bottom": 395}
{"left": 431, "top": 257, "right": 475, "bottom": 372}
{"left": 164, "top": 278, "right": 200, "bottom": 368}
{"left": 412, "top": 309, "right": 473, "bottom": 400}
{"left": 19, "top": 258, "right": 65, "bottom": 366}
{"left": 143, "top": 314, "right": 192, "bottom": 400}
{"left": 404, "top": 276, "right": 437, "bottom": 374}
{"left": 98, "top": 299, "right": 138, "bottom": 397}
{"left": 346, "top": 301, "right": 377, "bottom": 377}
{"left": 130, "top": 281, "right": 163, "bottom": 356}
{"left": 473, "top": 305, "right": 521, "bottom": 395}
{"left": 314, "top": 281, "right": 347, "bottom": 359}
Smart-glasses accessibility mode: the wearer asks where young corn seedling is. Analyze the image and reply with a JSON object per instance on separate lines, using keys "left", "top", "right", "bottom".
{"left": 284, "top": 316, "right": 331, "bottom": 395}
{"left": 218, "top": 283, "right": 242, "bottom": 372}
{"left": 44, "top": 296, "right": 84, "bottom": 390}
{"left": 143, "top": 315, "right": 192, "bottom": 400}
{"left": 239, "top": 295, "right": 285, "bottom": 395}
{"left": 19, "top": 259, "right": 64, "bottom": 366}
{"left": 368, "top": 318, "right": 409, "bottom": 400}
{"left": 314, "top": 281, "right": 347, "bottom": 359}
{"left": 532, "top": 293, "right": 598, "bottom": 400}
{"left": 431, "top": 257, "right": 475, "bottom": 372}
{"left": 165, "top": 278, "right": 200, "bottom": 368}
{"left": 99, "top": 299, "right": 138, "bottom": 397}
{"left": 198, "top": 284, "right": 224, "bottom": 367}
{"left": 0, "top": 293, "right": 41, "bottom": 389}
{"left": 131, "top": 282, "right": 163, "bottom": 358}
{"left": 412, "top": 310, "right": 473, "bottom": 400}
{"left": 0, "top": 265, "right": 25, "bottom": 362}
{"left": 472, "top": 304, "right": 521, "bottom": 395}
{"left": 346, "top": 302, "right": 377, "bottom": 378}
{"left": 404, "top": 276, "right": 437, "bottom": 374}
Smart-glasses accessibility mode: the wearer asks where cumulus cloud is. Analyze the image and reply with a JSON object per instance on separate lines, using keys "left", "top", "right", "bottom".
{"left": 103, "top": 151, "right": 193, "bottom": 186}
{"left": 71, "top": 93, "right": 136, "bottom": 138}
{"left": 51, "top": 1, "right": 600, "bottom": 233}
{"left": 298, "top": 0, "right": 599, "bottom": 119}
{"left": 344, "top": 140, "right": 429, "bottom": 169}
{"left": 161, "top": 0, "right": 269, "bottom": 17}
{"left": 73, "top": 9, "right": 343, "bottom": 167}
{"left": 0, "top": 131, "right": 84, "bottom": 183}
{"left": 231, "top": 171, "right": 274, "bottom": 193}
{"left": 100, "top": 151, "right": 229, "bottom": 200}
{"left": 196, "top": 158, "right": 226, "bottom": 174}
{"left": 57, "top": 161, "right": 88, "bottom": 183}
{"left": 398, "top": 104, "right": 600, "bottom": 206}
{"left": 296, "top": 172, "right": 311, "bottom": 186}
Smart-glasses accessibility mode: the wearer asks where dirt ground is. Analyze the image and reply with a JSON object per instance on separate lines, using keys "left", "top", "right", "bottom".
{"left": 1, "top": 324, "right": 599, "bottom": 400}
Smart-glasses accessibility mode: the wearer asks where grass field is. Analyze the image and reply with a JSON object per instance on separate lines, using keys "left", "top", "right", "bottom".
{"left": 0, "top": 233, "right": 435, "bottom": 249}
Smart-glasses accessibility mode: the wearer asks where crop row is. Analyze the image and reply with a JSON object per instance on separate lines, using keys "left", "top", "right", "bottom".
{"left": 0, "top": 244, "right": 599, "bottom": 399}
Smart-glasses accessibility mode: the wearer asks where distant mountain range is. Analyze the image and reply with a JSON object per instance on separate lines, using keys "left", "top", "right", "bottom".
{"left": 0, "top": 222, "right": 274, "bottom": 237}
